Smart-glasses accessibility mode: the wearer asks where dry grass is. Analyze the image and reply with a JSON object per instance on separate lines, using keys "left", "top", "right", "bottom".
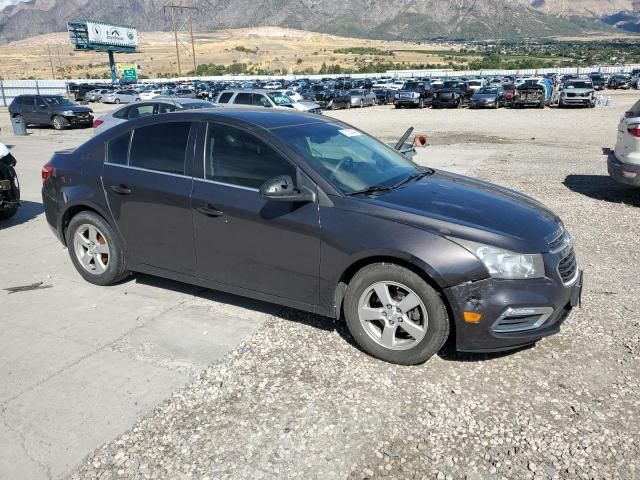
{"left": 0, "top": 26, "right": 460, "bottom": 80}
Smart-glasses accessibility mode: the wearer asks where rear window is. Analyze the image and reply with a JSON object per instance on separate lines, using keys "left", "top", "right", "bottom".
{"left": 129, "top": 122, "right": 191, "bottom": 175}
{"left": 19, "top": 96, "right": 34, "bottom": 106}
{"left": 626, "top": 100, "right": 640, "bottom": 118}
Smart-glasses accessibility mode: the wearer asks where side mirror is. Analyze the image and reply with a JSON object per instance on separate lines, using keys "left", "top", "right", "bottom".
{"left": 260, "top": 175, "right": 316, "bottom": 203}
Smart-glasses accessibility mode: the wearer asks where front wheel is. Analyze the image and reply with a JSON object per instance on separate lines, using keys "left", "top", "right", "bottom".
{"left": 114, "top": 98, "right": 121, "bottom": 104}
{"left": 67, "top": 211, "right": 129, "bottom": 286}
{"left": 343, "top": 263, "right": 449, "bottom": 365}
{"left": 418, "top": 98, "right": 425, "bottom": 109}
{"left": 0, "top": 207, "right": 18, "bottom": 220}
{"left": 52, "top": 115, "right": 68, "bottom": 130}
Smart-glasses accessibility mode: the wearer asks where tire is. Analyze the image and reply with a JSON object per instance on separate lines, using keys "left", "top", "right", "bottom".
{"left": 67, "top": 211, "right": 129, "bottom": 286}
{"left": 114, "top": 98, "right": 121, "bottom": 104}
{"left": 395, "top": 104, "right": 400, "bottom": 109}
{"left": 359, "top": 100, "right": 364, "bottom": 108}
{"left": 539, "top": 98, "right": 545, "bottom": 109}
{"left": 343, "top": 263, "right": 449, "bottom": 365}
{"left": 418, "top": 98, "right": 425, "bottom": 109}
{"left": 0, "top": 207, "right": 18, "bottom": 220}
{"left": 52, "top": 115, "right": 68, "bottom": 130}
{"left": 590, "top": 100, "right": 596, "bottom": 109}
{"left": 346, "top": 102, "right": 351, "bottom": 110}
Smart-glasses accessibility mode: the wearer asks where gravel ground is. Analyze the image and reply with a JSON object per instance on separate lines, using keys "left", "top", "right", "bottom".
{"left": 58, "top": 93, "right": 640, "bottom": 480}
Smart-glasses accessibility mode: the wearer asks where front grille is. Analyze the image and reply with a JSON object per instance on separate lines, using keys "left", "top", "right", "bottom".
{"left": 558, "top": 248, "right": 578, "bottom": 284}
{"left": 547, "top": 226, "right": 568, "bottom": 252}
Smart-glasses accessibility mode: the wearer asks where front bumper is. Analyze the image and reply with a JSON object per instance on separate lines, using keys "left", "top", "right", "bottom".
{"left": 395, "top": 97, "right": 421, "bottom": 106}
{"left": 444, "top": 271, "right": 583, "bottom": 352}
{"left": 469, "top": 100, "right": 496, "bottom": 108}
{"left": 561, "top": 97, "right": 591, "bottom": 105}
{"left": 432, "top": 97, "right": 460, "bottom": 108}
{"left": 66, "top": 114, "right": 94, "bottom": 126}
{"left": 608, "top": 155, "right": 640, "bottom": 187}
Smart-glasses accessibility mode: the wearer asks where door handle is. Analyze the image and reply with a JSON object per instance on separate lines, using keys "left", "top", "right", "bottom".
{"left": 196, "top": 204, "right": 224, "bottom": 217}
{"left": 110, "top": 184, "right": 131, "bottom": 195}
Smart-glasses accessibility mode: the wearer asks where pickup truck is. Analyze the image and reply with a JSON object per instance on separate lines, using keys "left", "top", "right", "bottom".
{"left": 394, "top": 80, "right": 434, "bottom": 109}
{"left": 431, "top": 80, "right": 472, "bottom": 109}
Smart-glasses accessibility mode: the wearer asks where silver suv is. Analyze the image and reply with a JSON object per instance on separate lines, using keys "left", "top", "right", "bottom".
{"left": 215, "top": 89, "right": 321, "bottom": 114}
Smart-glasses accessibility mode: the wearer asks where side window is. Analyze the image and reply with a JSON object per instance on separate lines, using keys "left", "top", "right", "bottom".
{"left": 252, "top": 94, "right": 271, "bottom": 107}
{"left": 20, "top": 96, "right": 34, "bottom": 106}
{"left": 130, "top": 122, "right": 191, "bottom": 175}
{"left": 233, "top": 93, "right": 252, "bottom": 105}
{"left": 108, "top": 131, "right": 131, "bottom": 165}
{"left": 127, "top": 104, "right": 154, "bottom": 119}
{"left": 218, "top": 92, "right": 233, "bottom": 104}
{"left": 205, "top": 123, "right": 296, "bottom": 189}
{"left": 157, "top": 103, "right": 177, "bottom": 114}
{"left": 35, "top": 96, "right": 47, "bottom": 107}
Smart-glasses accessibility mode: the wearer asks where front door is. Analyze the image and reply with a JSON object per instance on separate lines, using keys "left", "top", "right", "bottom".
{"left": 191, "top": 122, "right": 321, "bottom": 306}
{"left": 102, "top": 121, "right": 197, "bottom": 275}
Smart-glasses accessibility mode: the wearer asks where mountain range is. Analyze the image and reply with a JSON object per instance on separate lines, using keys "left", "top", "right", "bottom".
{"left": 1, "top": 0, "right": 639, "bottom": 43}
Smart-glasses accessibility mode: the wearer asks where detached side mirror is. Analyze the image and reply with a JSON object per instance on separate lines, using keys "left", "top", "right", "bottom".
{"left": 260, "top": 175, "right": 316, "bottom": 203}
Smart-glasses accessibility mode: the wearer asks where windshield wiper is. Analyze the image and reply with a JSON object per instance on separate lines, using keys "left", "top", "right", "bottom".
{"left": 346, "top": 184, "right": 393, "bottom": 196}
{"left": 390, "top": 169, "right": 434, "bottom": 190}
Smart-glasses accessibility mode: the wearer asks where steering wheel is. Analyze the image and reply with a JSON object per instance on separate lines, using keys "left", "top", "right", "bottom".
{"left": 332, "top": 155, "right": 355, "bottom": 174}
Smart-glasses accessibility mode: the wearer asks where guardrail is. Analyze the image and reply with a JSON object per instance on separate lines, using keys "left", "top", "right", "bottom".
{"left": 0, "top": 80, "right": 68, "bottom": 107}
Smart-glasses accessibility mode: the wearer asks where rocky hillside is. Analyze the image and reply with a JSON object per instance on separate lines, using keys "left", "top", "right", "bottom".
{"left": 0, "top": 0, "right": 638, "bottom": 42}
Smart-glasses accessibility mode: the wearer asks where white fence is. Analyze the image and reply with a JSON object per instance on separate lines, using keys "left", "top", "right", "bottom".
{"left": 0, "top": 80, "right": 68, "bottom": 107}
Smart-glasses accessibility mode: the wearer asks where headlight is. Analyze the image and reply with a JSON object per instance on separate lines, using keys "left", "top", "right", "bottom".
{"left": 394, "top": 94, "right": 399, "bottom": 99}
{"left": 61, "top": 110, "right": 76, "bottom": 116}
{"left": 450, "top": 238, "right": 545, "bottom": 280}
{"left": 413, "top": 92, "right": 420, "bottom": 98}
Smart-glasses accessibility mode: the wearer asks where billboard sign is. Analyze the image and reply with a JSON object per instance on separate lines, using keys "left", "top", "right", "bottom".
{"left": 87, "top": 22, "right": 138, "bottom": 49}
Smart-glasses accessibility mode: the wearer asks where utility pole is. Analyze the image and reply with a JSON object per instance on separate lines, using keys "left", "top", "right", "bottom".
{"left": 47, "top": 45, "right": 56, "bottom": 79}
{"left": 56, "top": 45, "right": 64, "bottom": 77}
{"left": 164, "top": 3, "right": 198, "bottom": 76}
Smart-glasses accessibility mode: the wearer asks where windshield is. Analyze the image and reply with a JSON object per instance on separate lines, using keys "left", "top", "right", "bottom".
{"left": 565, "top": 81, "right": 593, "bottom": 89}
{"left": 468, "top": 81, "right": 482, "bottom": 86}
{"left": 403, "top": 82, "right": 424, "bottom": 90}
{"left": 44, "top": 97, "right": 75, "bottom": 106}
{"left": 476, "top": 87, "right": 498, "bottom": 94}
{"left": 312, "top": 85, "right": 326, "bottom": 92}
{"left": 267, "top": 92, "right": 293, "bottom": 105}
{"left": 271, "top": 122, "right": 420, "bottom": 194}
{"left": 442, "top": 81, "right": 464, "bottom": 89}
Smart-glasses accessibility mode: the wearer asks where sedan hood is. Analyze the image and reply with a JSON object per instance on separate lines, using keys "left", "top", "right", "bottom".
{"left": 472, "top": 94, "right": 497, "bottom": 100}
{"left": 359, "top": 170, "right": 560, "bottom": 253}
{"left": 563, "top": 88, "right": 593, "bottom": 94}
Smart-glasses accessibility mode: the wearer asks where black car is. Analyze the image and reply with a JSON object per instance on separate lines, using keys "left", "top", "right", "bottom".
{"left": 394, "top": 81, "right": 433, "bottom": 109}
{"left": 9, "top": 95, "right": 94, "bottom": 130}
{"left": 431, "top": 80, "right": 471, "bottom": 108}
{"left": 589, "top": 73, "right": 607, "bottom": 91}
{"left": 608, "top": 74, "right": 633, "bottom": 90}
{"left": 0, "top": 143, "right": 19, "bottom": 220}
{"left": 372, "top": 88, "right": 395, "bottom": 105}
{"left": 42, "top": 109, "right": 582, "bottom": 365}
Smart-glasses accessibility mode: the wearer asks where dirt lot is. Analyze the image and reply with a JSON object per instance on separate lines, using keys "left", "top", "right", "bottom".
{"left": 1, "top": 92, "right": 640, "bottom": 480}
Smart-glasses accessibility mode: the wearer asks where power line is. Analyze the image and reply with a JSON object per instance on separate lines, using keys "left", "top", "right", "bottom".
{"left": 163, "top": 2, "right": 198, "bottom": 76}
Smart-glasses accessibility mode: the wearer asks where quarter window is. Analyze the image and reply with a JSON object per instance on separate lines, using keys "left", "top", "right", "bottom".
{"left": 127, "top": 104, "right": 155, "bottom": 119}
{"left": 130, "top": 122, "right": 191, "bottom": 175}
{"left": 108, "top": 131, "right": 131, "bottom": 165}
{"left": 204, "top": 123, "right": 296, "bottom": 189}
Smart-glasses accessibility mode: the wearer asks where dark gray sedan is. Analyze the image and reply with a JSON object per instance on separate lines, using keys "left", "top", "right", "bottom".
{"left": 42, "top": 109, "right": 582, "bottom": 365}
{"left": 469, "top": 87, "right": 505, "bottom": 109}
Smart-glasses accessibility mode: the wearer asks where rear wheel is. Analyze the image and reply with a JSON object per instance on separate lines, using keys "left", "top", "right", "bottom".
{"left": 67, "top": 211, "right": 129, "bottom": 286}
{"left": 343, "top": 263, "right": 449, "bottom": 365}
{"left": 115, "top": 98, "right": 121, "bottom": 104}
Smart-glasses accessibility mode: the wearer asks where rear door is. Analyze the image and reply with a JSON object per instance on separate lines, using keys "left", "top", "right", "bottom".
{"left": 102, "top": 121, "right": 197, "bottom": 275}
{"left": 19, "top": 96, "right": 36, "bottom": 123}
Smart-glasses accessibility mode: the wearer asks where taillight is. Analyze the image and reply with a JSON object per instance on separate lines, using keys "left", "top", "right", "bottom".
{"left": 628, "top": 125, "right": 640, "bottom": 138}
{"left": 42, "top": 164, "right": 54, "bottom": 183}
{"left": 93, "top": 119, "right": 104, "bottom": 128}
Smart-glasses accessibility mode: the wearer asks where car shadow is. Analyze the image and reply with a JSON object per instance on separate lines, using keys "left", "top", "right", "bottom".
{"left": 123, "top": 274, "right": 534, "bottom": 364}
{"left": 563, "top": 174, "right": 640, "bottom": 206}
{"left": 0, "top": 200, "right": 44, "bottom": 228}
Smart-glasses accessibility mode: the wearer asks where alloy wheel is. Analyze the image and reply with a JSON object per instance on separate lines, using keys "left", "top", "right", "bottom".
{"left": 73, "top": 224, "right": 110, "bottom": 275}
{"left": 357, "top": 281, "right": 428, "bottom": 350}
